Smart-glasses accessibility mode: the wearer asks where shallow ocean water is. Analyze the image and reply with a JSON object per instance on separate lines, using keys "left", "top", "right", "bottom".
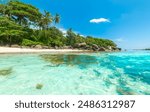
{"left": 0, "top": 51, "right": 150, "bottom": 95}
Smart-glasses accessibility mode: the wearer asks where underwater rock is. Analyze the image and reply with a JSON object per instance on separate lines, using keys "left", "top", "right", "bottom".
{"left": 93, "top": 69, "right": 101, "bottom": 77}
{"left": 36, "top": 84, "right": 43, "bottom": 89}
{"left": 40, "top": 54, "right": 65, "bottom": 65}
{"left": 116, "top": 87, "right": 136, "bottom": 95}
{"left": 79, "top": 93, "right": 83, "bottom": 95}
{"left": 45, "top": 64, "right": 60, "bottom": 67}
{"left": 0, "top": 67, "right": 13, "bottom": 76}
{"left": 144, "top": 91, "right": 150, "bottom": 95}
{"left": 40, "top": 54, "right": 98, "bottom": 68}
{"left": 79, "top": 76, "right": 83, "bottom": 79}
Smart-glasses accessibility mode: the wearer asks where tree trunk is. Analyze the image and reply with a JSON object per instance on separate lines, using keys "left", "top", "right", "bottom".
{"left": 8, "top": 36, "right": 12, "bottom": 47}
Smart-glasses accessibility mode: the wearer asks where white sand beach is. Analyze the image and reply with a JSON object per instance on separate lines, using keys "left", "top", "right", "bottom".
{"left": 0, "top": 47, "right": 88, "bottom": 54}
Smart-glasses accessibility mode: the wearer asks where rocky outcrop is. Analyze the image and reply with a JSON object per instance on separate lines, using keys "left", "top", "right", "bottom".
{"left": 106, "top": 46, "right": 121, "bottom": 51}
{"left": 8, "top": 42, "right": 121, "bottom": 52}
{"left": 11, "top": 44, "right": 20, "bottom": 48}
{"left": 98, "top": 47, "right": 106, "bottom": 51}
{"left": 21, "top": 46, "right": 30, "bottom": 49}
{"left": 107, "top": 46, "right": 112, "bottom": 51}
{"left": 117, "top": 48, "right": 122, "bottom": 51}
{"left": 73, "top": 43, "right": 122, "bottom": 52}
{"left": 111, "top": 46, "right": 122, "bottom": 51}
{"left": 92, "top": 44, "right": 99, "bottom": 51}
{"left": 34, "top": 45, "right": 42, "bottom": 49}
{"left": 54, "top": 46, "right": 59, "bottom": 49}
{"left": 92, "top": 44, "right": 107, "bottom": 51}
{"left": 42, "top": 46, "right": 49, "bottom": 49}
{"left": 63, "top": 46, "right": 72, "bottom": 49}
{"left": 30, "top": 45, "right": 35, "bottom": 48}
{"left": 74, "top": 43, "right": 87, "bottom": 49}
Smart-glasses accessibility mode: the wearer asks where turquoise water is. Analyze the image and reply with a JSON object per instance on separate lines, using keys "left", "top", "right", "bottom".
{"left": 0, "top": 51, "right": 150, "bottom": 95}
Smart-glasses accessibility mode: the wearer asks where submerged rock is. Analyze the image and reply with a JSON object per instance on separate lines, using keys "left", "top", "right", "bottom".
{"left": 116, "top": 87, "right": 137, "bottom": 95}
{"left": 40, "top": 54, "right": 65, "bottom": 65}
{"left": 0, "top": 67, "right": 13, "bottom": 76}
{"left": 93, "top": 69, "right": 101, "bottom": 77}
{"left": 40, "top": 54, "right": 98, "bottom": 68}
{"left": 36, "top": 84, "right": 43, "bottom": 89}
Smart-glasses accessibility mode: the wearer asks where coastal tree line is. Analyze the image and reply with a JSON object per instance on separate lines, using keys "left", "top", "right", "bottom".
{"left": 0, "top": 1, "right": 118, "bottom": 51}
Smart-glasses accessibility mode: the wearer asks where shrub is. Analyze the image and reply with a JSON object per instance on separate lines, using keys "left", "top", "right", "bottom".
{"left": 21, "top": 39, "right": 43, "bottom": 46}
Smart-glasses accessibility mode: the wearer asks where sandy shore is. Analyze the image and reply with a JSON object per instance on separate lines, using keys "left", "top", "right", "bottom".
{"left": 0, "top": 47, "right": 89, "bottom": 54}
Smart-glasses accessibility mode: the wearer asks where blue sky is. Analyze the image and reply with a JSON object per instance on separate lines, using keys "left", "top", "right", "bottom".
{"left": 15, "top": 0, "right": 150, "bottom": 49}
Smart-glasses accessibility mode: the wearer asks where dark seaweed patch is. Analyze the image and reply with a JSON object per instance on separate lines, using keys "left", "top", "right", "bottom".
{"left": 40, "top": 54, "right": 98, "bottom": 68}
{"left": 116, "top": 87, "right": 136, "bottom": 95}
{"left": 36, "top": 83, "right": 43, "bottom": 89}
{"left": 0, "top": 67, "right": 13, "bottom": 76}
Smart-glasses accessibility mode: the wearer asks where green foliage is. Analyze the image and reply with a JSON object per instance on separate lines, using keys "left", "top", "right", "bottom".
{"left": 0, "top": 17, "right": 27, "bottom": 46}
{"left": 48, "top": 27, "right": 66, "bottom": 46}
{"left": 33, "top": 27, "right": 66, "bottom": 47}
{"left": 85, "top": 36, "right": 117, "bottom": 47}
{"left": 66, "top": 29, "right": 116, "bottom": 48}
{"left": 54, "top": 13, "right": 60, "bottom": 24}
{"left": 21, "top": 39, "right": 42, "bottom": 46}
{"left": 0, "top": 1, "right": 117, "bottom": 49}
{"left": 8, "top": 1, "right": 41, "bottom": 26}
{"left": 39, "top": 10, "right": 53, "bottom": 30}
{"left": 66, "top": 29, "right": 77, "bottom": 46}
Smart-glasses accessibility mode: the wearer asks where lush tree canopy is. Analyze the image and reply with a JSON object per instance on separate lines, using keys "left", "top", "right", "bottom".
{"left": 0, "top": 17, "right": 27, "bottom": 46}
{"left": 0, "top": 1, "right": 118, "bottom": 51}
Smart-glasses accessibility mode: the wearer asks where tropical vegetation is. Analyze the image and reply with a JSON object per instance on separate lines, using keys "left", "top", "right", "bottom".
{"left": 0, "top": 0, "right": 119, "bottom": 51}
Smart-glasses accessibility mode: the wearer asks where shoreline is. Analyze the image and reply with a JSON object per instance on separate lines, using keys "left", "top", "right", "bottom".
{"left": 0, "top": 47, "right": 92, "bottom": 54}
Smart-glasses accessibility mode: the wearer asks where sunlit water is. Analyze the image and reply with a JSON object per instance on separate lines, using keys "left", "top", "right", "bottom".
{"left": 0, "top": 51, "right": 150, "bottom": 95}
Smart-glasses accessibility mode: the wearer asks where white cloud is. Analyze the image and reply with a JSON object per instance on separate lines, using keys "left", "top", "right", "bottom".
{"left": 59, "top": 28, "right": 67, "bottom": 34}
{"left": 80, "top": 34, "right": 86, "bottom": 37}
{"left": 90, "top": 18, "right": 110, "bottom": 23}
{"left": 58, "top": 27, "right": 86, "bottom": 37}
{"left": 57, "top": 27, "right": 67, "bottom": 36}
{"left": 59, "top": 28, "right": 68, "bottom": 36}
{"left": 115, "top": 38, "right": 124, "bottom": 43}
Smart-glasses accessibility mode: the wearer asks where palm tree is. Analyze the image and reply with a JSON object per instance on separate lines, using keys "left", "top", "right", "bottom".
{"left": 42, "top": 10, "right": 53, "bottom": 30}
{"left": 54, "top": 13, "right": 60, "bottom": 24}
